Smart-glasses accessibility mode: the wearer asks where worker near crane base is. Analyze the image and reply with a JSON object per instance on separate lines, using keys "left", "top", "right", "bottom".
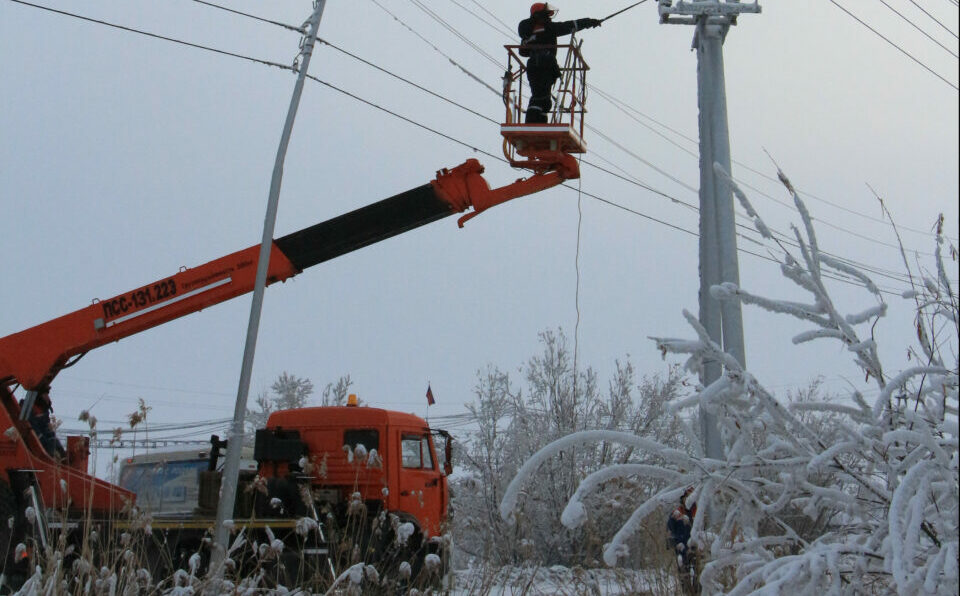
{"left": 667, "top": 486, "right": 701, "bottom": 593}
{"left": 519, "top": 3, "right": 601, "bottom": 123}
{"left": 22, "top": 390, "right": 66, "bottom": 460}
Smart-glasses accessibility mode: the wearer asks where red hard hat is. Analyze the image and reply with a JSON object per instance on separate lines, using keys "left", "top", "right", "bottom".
{"left": 530, "top": 3, "right": 557, "bottom": 17}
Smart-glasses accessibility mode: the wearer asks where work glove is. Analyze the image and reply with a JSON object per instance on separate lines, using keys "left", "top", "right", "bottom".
{"left": 584, "top": 18, "right": 602, "bottom": 28}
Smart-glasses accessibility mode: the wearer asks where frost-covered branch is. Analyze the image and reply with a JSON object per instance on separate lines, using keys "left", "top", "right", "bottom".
{"left": 499, "top": 430, "right": 693, "bottom": 523}
{"left": 500, "top": 167, "right": 958, "bottom": 594}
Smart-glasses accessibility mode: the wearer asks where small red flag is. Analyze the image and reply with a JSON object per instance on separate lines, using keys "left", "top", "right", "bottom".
{"left": 426, "top": 384, "right": 435, "bottom": 406}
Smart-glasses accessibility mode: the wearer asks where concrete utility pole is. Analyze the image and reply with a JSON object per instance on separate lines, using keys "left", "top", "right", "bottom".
{"left": 213, "top": 0, "right": 327, "bottom": 562}
{"left": 658, "top": 0, "right": 760, "bottom": 459}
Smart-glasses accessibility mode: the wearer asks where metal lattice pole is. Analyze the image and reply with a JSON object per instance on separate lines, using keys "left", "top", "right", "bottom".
{"left": 659, "top": 0, "right": 760, "bottom": 459}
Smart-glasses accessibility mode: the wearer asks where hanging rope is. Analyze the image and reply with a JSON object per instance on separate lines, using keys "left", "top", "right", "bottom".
{"left": 572, "top": 157, "right": 584, "bottom": 405}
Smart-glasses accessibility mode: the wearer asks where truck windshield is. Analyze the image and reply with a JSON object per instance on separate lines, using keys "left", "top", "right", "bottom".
{"left": 401, "top": 434, "right": 434, "bottom": 469}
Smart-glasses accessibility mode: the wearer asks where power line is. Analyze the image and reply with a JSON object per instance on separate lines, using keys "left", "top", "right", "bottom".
{"left": 201, "top": 14, "right": 941, "bottom": 290}
{"left": 190, "top": 0, "right": 305, "bottom": 34}
{"left": 6, "top": 0, "right": 934, "bottom": 296}
{"left": 406, "top": 0, "right": 503, "bottom": 69}
{"left": 576, "top": 126, "right": 942, "bottom": 285}
{"left": 906, "top": 0, "right": 960, "bottom": 40}
{"left": 60, "top": 375, "right": 234, "bottom": 398}
{"left": 368, "top": 0, "right": 500, "bottom": 95}
{"left": 60, "top": 418, "right": 232, "bottom": 435}
{"left": 447, "top": 0, "right": 515, "bottom": 41}
{"left": 60, "top": 391, "right": 234, "bottom": 411}
{"left": 570, "top": 182, "right": 911, "bottom": 296}
{"left": 416, "top": 3, "right": 956, "bottom": 249}
{"left": 326, "top": 15, "right": 950, "bottom": 264}
{"left": 829, "top": 0, "right": 959, "bottom": 91}
{"left": 585, "top": 118, "right": 937, "bottom": 268}
{"left": 293, "top": 76, "right": 830, "bottom": 291}
{"left": 303, "top": 73, "right": 497, "bottom": 159}
{"left": 587, "top": 124, "right": 699, "bottom": 195}
{"left": 466, "top": 0, "right": 516, "bottom": 39}
{"left": 875, "top": 0, "right": 958, "bottom": 58}
{"left": 318, "top": 39, "right": 498, "bottom": 124}
{"left": 570, "top": 157, "right": 922, "bottom": 293}
{"left": 6, "top": 0, "right": 293, "bottom": 72}
{"left": 591, "top": 86, "right": 957, "bottom": 244}
{"left": 168, "top": 0, "right": 958, "bottom": 248}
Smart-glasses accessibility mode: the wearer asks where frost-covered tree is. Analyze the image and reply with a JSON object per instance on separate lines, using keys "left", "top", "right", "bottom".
{"left": 270, "top": 371, "right": 314, "bottom": 410}
{"left": 320, "top": 374, "right": 354, "bottom": 406}
{"left": 245, "top": 371, "right": 315, "bottom": 434}
{"left": 452, "top": 331, "right": 689, "bottom": 567}
{"left": 500, "top": 167, "right": 958, "bottom": 594}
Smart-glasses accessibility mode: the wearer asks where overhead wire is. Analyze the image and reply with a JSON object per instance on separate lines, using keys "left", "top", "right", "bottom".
{"left": 60, "top": 375, "right": 234, "bottom": 398}
{"left": 171, "top": 8, "right": 960, "bottom": 289}
{"left": 318, "top": 39, "right": 498, "bottom": 124}
{"left": 385, "top": 0, "right": 957, "bottom": 251}
{"left": 447, "top": 0, "right": 515, "bottom": 40}
{"left": 6, "top": 0, "right": 292, "bottom": 72}
{"left": 190, "top": 0, "right": 306, "bottom": 34}
{"left": 18, "top": 2, "right": 924, "bottom": 296}
{"left": 906, "top": 0, "right": 959, "bottom": 39}
{"left": 591, "top": 86, "right": 958, "bottom": 245}
{"left": 7, "top": 0, "right": 939, "bottom": 298}
{"left": 61, "top": 418, "right": 232, "bottom": 436}
{"left": 575, "top": 129, "right": 939, "bottom": 286}
{"left": 61, "top": 391, "right": 234, "bottom": 412}
{"left": 587, "top": 124, "right": 700, "bottom": 195}
{"left": 372, "top": 0, "right": 958, "bottom": 253}
{"left": 875, "top": 0, "right": 958, "bottom": 58}
{"left": 466, "top": 0, "right": 517, "bottom": 38}
{"left": 368, "top": 0, "right": 500, "bottom": 95}
{"left": 587, "top": 86, "right": 956, "bottom": 261}
{"left": 406, "top": 0, "right": 503, "bottom": 68}
{"left": 829, "top": 0, "right": 959, "bottom": 91}
{"left": 184, "top": 0, "right": 957, "bottom": 261}
{"left": 568, "top": 178, "right": 911, "bottom": 295}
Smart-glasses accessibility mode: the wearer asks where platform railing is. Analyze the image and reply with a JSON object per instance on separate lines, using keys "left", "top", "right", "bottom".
{"left": 502, "top": 40, "right": 588, "bottom": 138}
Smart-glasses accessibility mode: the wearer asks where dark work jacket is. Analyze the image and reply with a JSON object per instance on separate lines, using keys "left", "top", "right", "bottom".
{"left": 667, "top": 504, "right": 696, "bottom": 548}
{"left": 518, "top": 17, "right": 593, "bottom": 74}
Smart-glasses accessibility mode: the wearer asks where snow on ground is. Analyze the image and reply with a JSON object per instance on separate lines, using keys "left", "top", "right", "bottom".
{"left": 450, "top": 565, "right": 674, "bottom": 595}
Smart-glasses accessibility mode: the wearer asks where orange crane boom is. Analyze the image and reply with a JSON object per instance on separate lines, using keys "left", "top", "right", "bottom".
{"left": 0, "top": 156, "right": 578, "bottom": 515}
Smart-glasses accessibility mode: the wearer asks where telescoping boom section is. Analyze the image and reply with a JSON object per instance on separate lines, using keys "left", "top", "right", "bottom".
{"left": 0, "top": 157, "right": 579, "bottom": 514}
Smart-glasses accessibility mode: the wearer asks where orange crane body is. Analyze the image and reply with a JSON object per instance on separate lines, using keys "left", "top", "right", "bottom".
{"left": 0, "top": 156, "right": 579, "bottom": 518}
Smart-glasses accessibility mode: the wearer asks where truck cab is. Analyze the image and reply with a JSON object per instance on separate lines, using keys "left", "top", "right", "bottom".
{"left": 257, "top": 402, "right": 451, "bottom": 540}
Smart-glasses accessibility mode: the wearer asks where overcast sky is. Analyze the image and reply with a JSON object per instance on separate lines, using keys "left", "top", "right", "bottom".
{"left": 2, "top": 0, "right": 957, "bottom": 475}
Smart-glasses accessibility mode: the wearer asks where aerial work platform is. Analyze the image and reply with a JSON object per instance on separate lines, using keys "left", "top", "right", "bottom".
{"left": 500, "top": 40, "right": 589, "bottom": 173}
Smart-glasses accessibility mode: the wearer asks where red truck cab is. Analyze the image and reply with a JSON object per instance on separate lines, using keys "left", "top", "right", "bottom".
{"left": 258, "top": 403, "right": 450, "bottom": 539}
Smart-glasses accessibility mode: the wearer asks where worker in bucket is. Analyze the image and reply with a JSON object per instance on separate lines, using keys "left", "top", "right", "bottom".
{"left": 518, "top": 3, "right": 601, "bottom": 123}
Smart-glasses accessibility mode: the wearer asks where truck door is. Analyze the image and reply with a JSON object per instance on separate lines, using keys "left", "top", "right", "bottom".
{"left": 396, "top": 431, "right": 443, "bottom": 537}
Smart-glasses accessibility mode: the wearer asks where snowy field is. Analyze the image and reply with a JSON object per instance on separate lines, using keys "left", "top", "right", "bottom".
{"left": 451, "top": 565, "right": 678, "bottom": 596}
{"left": 450, "top": 566, "right": 672, "bottom": 595}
